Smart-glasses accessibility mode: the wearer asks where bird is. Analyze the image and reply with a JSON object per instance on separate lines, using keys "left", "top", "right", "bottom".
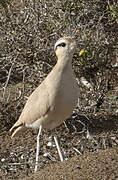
{"left": 10, "top": 36, "right": 79, "bottom": 172}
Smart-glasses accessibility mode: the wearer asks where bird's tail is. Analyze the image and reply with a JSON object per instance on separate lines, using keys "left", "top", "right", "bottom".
{"left": 10, "top": 122, "right": 26, "bottom": 138}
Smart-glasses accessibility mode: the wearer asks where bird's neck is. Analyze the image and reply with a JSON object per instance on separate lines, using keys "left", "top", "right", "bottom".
{"left": 47, "top": 55, "right": 74, "bottom": 85}
{"left": 56, "top": 55, "right": 73, "bottom": 72}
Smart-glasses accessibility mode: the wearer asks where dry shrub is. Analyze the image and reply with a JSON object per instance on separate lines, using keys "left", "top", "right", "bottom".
{"left": 0, "top": 0, "right": 117, "bottom": 132}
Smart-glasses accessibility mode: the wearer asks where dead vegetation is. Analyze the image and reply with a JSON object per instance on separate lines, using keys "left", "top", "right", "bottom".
{"left": 0, "top": 0, "right": 118, "bottom": 179}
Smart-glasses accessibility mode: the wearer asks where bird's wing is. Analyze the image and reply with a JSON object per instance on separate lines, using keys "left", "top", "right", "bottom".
{"left": 21, "top": 82, "right": 50, "bottom": 124}
{"left": 10, "top": 81, "right": 50, "bottom": 134}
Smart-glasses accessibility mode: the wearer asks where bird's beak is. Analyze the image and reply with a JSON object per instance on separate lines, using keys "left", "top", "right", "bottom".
{"left": 77, "top": 41, "right": 85, "bottom": 46}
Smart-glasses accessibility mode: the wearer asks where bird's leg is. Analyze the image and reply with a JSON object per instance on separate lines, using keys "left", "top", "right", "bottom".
{"left": 53, "top": 135, "right": 64, "bottom": 162}
{"left": 34, "top": 125, "right": 42, "bottom": 172}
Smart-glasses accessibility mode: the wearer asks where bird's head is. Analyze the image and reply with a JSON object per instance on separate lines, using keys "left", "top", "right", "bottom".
{"left": 54, "top": 36, "right": 76, "bottom": 60}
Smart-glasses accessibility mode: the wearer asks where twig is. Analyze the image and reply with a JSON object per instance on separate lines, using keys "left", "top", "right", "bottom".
{"left": 6, "top": 162, "right": 33, "bottom": 166}
{"left": 2, "top": 64, "right": 13, "bottom": 100}
{"left": 2, "top": 54, "right": 19, "bottom": 101}
{"left": 22, "top": 67, "right": 28, "bottom": 95}
{"left": 12, "top": 90, "right": 22, "bottom": 103}
{"left": 6, "top": 91, "right": 11, "bottom": 103}
{"left": 73, "top": 147, "right": 82, "bottom": 155}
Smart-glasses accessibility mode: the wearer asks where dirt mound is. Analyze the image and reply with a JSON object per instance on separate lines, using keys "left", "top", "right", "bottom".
{"left": 23, "top": 148, "right": 118, "bottom": 180}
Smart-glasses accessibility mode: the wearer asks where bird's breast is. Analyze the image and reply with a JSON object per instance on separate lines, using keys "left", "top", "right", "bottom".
{"left": 45, "top": 76, "right": 78, "bottom": 128}
{"left": 41, "top": 67, "right": 79, "bottom": 130}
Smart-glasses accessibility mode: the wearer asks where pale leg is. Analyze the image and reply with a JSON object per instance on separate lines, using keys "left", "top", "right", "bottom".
{"left": 54, "top": 135, "right": 64, "bottom": 162}
{"left": 34, "top": 125, "right": 42, "bottom": 172}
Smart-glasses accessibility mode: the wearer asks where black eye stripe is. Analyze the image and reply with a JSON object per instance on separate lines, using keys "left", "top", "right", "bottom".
{"left": 57, "top": 42, "right": 66, "bottom": 48}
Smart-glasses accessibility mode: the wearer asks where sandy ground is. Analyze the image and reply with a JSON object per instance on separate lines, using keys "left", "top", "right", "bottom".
{"left": 23, "top": 148, "right": 118, "bottom": 180}
{"left": 0, "top": 126, "right": 118, "bottom": 180}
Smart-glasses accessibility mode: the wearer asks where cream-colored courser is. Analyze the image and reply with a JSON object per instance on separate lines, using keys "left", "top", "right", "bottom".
{"left": 10, "top": 36, "right": 79, "bottom": 172}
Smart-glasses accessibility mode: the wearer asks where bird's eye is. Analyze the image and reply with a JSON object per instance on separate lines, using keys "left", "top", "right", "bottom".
{"left": 57, "top": 42, "right": 66, "bottom": 48}
{"left": 54, "top": 42, "right": 66, "bottom": 51}
{"left": 60, "top": 42, "right": 66, "bottom": 47}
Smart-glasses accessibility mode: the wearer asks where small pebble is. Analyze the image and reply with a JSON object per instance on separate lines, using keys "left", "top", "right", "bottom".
{"left": 1, "top": 158, "right": 5, "bottom": 162}
{"left": 47, "top": 141, "right": 55, "bottom": 148}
